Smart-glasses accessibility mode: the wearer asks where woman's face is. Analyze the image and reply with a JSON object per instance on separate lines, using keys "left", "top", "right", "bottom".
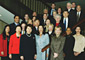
{"left": 56, "top": 16, "right": 61, "bottom": 23}
{"left": 21, "top": 23, "right": 26, "bottom": 29}
{"left": 46, "top": 20, "right": 50, "bottom": 25}
{"left": 55, "top": 28, "right": 61, "bottom": 35}
{"left": 26, "top": 26, "right": 32, "bottom": 34}
{"left": 35, "top": 20, "right": 40, "bottom": 26}
{"left": 5, "top": 26, "right": 10, "bottom": 33}
{"left": 58, "top": 8, "right": 61, "bottom": 13}
{"left": 49, "top": 25, "right": 53, "bottom": 31}
{"left": 66, "top": 28, "right": 72, "bottom": 35}
{"left": 16, "top": 26, "right": 21, "bottom": 33}
{"left": 39, "top": 26, "right": 43, "bottom": 33}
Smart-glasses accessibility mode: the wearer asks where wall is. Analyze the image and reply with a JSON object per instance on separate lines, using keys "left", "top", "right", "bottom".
{"left": 0, "top": 20, "right": 7, "bottom": 34}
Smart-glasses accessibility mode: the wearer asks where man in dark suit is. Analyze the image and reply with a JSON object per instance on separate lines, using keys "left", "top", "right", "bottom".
{"left": 48, "top": 3, "right": 57, "bottom": 16}
{"left": 76, "top": 5, "right": 84, "bottom": 22}
{"left": 66, "top": 2, "right": 77, "bottom": 27}
{"left": 21, "top": 14, "right": 29, "bottom": 24}
{"left": 40, "top": 13, "right": 48, "bottom": 26}
{"left": 10, "top": 15, "right": 20, "bottom": 35}
{"left": 72, "top": 2, "right": 76, "bottom": 12}
{"left": 62, "top": 11, "right": 70, "bottom": 31}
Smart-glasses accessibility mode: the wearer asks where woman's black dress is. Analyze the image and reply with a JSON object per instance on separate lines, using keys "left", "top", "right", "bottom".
{"left": 20, "top": 34, "right": 36, "bottom": 60}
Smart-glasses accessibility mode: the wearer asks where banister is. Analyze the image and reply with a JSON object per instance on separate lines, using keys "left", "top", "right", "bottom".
{"left": 41, "top": 18, "right": 85, "bottom": 52}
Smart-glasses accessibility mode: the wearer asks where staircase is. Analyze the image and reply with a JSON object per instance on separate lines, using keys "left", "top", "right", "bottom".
{"left": 17, "top": 0, "right": 51, "bottom": 14}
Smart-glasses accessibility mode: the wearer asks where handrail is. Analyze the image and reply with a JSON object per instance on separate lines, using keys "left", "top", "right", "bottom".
{"left": 42, "top": 18, "right": 85, "bottom": 52}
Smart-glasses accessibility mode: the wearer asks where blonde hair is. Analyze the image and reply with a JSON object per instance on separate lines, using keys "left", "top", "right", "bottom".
{"left": 55, "top": 26, "right": 62, "bottom": 31}
{"left": 49, "top": 24, "right": 54, "bottom": 28}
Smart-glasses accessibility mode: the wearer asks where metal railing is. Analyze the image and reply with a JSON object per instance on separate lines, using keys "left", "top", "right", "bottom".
{"left": 18, "top": 0, "right": 51, "bottom": 14}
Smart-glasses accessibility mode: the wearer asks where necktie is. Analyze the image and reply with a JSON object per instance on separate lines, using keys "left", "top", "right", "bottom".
{"left": 64, "top": 18, "right": 66, "bottom": 31}
{"left": 77, "top": 12, "right": 80, "bottom": 22}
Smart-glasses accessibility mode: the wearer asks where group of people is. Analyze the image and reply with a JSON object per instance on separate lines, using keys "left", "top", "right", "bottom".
{"left": 0, "top": 2, "right": 85, "bottom": 60}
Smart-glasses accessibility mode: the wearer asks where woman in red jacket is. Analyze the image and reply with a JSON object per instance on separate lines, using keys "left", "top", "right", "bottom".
{"left": 9, "top": 25, "right": 21, "bottom": 60}
{"left": 0, "top": 25, "right": 10, "bottom": 60}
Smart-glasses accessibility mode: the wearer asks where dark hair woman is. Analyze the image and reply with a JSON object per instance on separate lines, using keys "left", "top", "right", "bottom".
{"left": 20, "top": 25, "right": 37, "bottom": 60}
{"left": 0, "top": 25, "right": 10, "bottom": 60}
{"left": 35, "top": 25, "right": 49, "bottom": 60}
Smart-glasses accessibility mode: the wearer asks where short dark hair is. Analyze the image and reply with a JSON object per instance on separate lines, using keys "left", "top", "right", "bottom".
{"left": 14, "top": 15, "right": 20, "bottom": 19}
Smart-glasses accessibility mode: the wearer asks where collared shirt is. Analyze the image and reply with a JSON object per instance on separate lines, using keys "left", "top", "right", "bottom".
{"left": 49, "top": 31, "right": 52, "bottom": 35}
{"left": 68, "top": 9, "right": 71, "bottom": 12}
{"left": 72, "top": 8, "right": 75, "bottom": 10}
{"left": 63, "top": 17, "right": 69, "bottom": 29}
{"left": 77, "top": 11, "right": 81, "bottom": 17}
{"left": 14, "top": 22, "right": 19, "bottom": 26}
{"left": 50, "top": 9, "right": 56, "bottom": 16}
{"left": 73, "top": 34, "right": 85, "bottom": 53}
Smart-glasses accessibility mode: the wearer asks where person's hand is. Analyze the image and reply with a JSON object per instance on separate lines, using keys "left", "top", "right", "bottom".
{"left": 9, "top": 54, "right": 12, "bottom": 59}
{"left": 1, "top": 51, "right": 4, "bottom": 55}
{"left": 54, "top": 53, "right": 58, "bottom": 58}
{"left": 34, "top": 55, "right": 37, "bottom": 59}
{"left": 20, "top": 56, "right": 24, "bottom": 60}
{"left": 74, "top": 52, "right": 80, "bottom": 56}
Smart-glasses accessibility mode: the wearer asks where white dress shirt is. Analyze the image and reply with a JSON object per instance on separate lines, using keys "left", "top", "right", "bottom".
{"left": 77, "top": 11, "right": 81, "bottom": 17}
{"left": 63, "top": 17, "right": 69, "bottom": 29}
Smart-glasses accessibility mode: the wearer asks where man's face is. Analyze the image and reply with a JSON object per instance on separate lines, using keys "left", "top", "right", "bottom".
{"left": 63, "top": 11, "right": 69, "bottom": 18}
{"left": 24, "top": 14, "right": 29, "bottom": 20}
{"left": 51, "top": 4, "right": 55, "bottom": 9}
{"left": 75, "top": 27, "right": 81, "bottom": 33}
{"left": 14, "top": 16, "right": 20, "bottom": 23}
{"left": 72, "top": 3, "right": 76, "bottom": 8}
{"left": 76, "top": 5, "right": 81, "bottom": 12}
{"left": 67, "top": 3, "right": 72, "bottom": 9}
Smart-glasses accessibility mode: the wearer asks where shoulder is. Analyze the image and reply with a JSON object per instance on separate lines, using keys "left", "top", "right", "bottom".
{"left": 10, "top": 33, "right": 16, "bottom": 38}
{"left": 10, "top": 23, "right": 14, "bottom": 26}
{"left": 60, "top": 36, "right": 66, "bottom": 41}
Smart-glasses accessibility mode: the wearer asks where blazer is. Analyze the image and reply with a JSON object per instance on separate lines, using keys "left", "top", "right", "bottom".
{"left": 9, "top": 33, "right": 21, "bottom": 54}
{"left": 50, "top": 35, "right": 66, "bottom": 60}
{"left": 10, "top": 23, "right": 20, "bottom": 35}
{"left": 0, "top": 34, "right": 7, "bottom": 57}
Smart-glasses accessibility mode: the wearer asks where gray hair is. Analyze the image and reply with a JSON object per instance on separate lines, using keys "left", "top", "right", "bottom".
{"left": 54, "top": 14, "right": 61, "bottom": 20}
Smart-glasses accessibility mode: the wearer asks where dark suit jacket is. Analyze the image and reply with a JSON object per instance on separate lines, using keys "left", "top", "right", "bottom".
{"left": 48, "top": 8, "right": 57, "bottom": 16}
{"left": 76, "top": 11, "right": 85, "bottom": 22}
{"left": 10, "top": 23, "right": 20, "bottom": 35}
{"left": 66, "top": 9, "right": 77, "bottom": 28}
{"left": 61, "top": 17, "right": 72, "bottom": 28}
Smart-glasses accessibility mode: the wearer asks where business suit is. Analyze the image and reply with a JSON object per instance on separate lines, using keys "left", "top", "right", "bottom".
{"left": 66, "top": 9, "right": 77, "bottom": 28}
{"left": 50, "top": 35, "right": 65, "bottom": 60}
{"left": 48, "top": 9, "right": 57, "bottom": 16}
{"left": 33, "top": 27, "right": 38, "bottom": 34}
{"left": 10, "top": 23, "right": 20, "bottom": 35}
{"left": 61, "top": 17, "right": 71, "bottom": 30}
{"left": 76, "top": 11, "right": 85, "bottom": 22}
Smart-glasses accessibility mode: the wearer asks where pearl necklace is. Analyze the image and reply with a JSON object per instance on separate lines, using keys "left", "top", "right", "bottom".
{"left": 26, "top": 33, "right": 31, "bottom": 37}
